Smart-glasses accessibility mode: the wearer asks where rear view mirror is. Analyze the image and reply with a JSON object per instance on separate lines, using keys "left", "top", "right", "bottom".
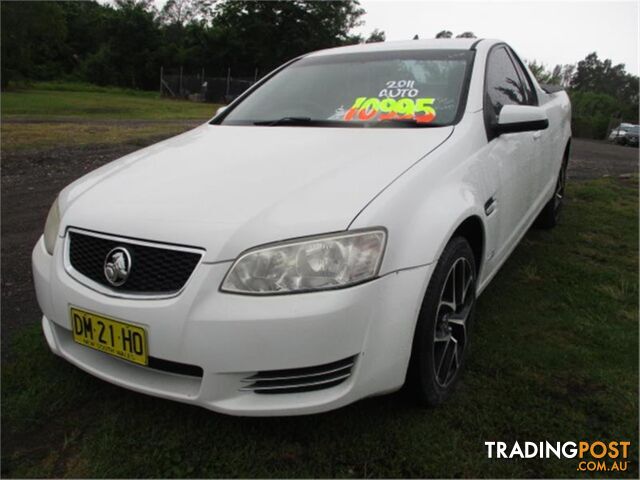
{"left": 215, "top": 106, "right": 227, "bottom": 117}
{"left": 496, "top": 105, "right": 549, "bottom": 135}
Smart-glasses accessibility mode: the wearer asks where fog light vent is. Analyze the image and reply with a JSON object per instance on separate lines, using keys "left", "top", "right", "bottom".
{"left": 240, "top": 355, "right": 358, "bottom": 394}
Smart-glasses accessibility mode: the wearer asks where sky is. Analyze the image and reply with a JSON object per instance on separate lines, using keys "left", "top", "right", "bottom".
{"left": 353, "top": 0, "right": 639, "bottom": 75}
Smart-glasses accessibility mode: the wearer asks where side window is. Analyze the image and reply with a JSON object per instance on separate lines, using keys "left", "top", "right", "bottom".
{"left": 484, "top": 47, "right": 527, "bottom": 123}
{"left": 507, "top": 48, "right": 537, "bottom": 106}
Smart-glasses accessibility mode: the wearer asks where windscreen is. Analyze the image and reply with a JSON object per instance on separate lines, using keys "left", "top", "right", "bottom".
{"left": 220, "top": 49, "right": 474, "bottom": 127}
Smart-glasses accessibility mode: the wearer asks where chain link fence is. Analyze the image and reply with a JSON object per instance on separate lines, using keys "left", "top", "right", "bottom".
{"left": 160, "top": 68, "right": 257, "bottom": 103}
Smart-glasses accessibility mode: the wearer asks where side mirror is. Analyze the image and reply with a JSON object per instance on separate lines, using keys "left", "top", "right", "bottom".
{"left": 215, "top": 106, "right": 228, "bottom": 117}
{"left": 495, "top": 105, "right": 549, "bottom": 135}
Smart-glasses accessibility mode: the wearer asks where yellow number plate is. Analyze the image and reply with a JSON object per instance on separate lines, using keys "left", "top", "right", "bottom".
{"left": 70, "top": 307, "right": 148, "bottom": 365}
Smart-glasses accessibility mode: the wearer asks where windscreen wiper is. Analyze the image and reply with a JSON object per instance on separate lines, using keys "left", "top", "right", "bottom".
{"left": 254, "top": 117, "right": 314, "bottom": 126}
{"left": 253, "top": 117, "right": 362, "bottom": 127}
{"left": 252, "top": 117, "right": 440, "bottom": 128}
{"left": 369, "top": 118, "right": 440, "bottom": 128}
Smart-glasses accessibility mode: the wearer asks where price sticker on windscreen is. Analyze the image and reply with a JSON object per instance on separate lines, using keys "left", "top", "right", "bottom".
{"left": 342, "top": 80, "right": 437, "bottom": 123}
{"left": 344, "top": 97, "right": 437, "bottom": 123}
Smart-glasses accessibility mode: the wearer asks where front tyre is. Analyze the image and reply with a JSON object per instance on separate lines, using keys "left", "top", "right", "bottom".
{"left": 408, "top": 237, "right": 476, "bottom": 406}
{"left": 535, "top": 151, "right": 568, "bottom": 229}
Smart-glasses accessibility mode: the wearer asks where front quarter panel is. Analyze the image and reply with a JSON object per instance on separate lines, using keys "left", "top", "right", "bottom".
{"left": 350, "top": 112, "right": 489, "bottom": 276}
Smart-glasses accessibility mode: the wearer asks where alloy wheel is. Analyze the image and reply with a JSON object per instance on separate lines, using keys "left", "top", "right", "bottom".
{"left": 432, "top": 256, "right": 475, "bottom": 388}
{"left": 554, "top": 162, "right": 567, "bottom": 212}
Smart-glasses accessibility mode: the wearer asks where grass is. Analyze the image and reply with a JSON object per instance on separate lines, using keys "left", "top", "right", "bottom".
{"left": 1, "top": 82, "right": 218, "bottom": 153}
{"left": 1, "top": 122, "right": 196, "bottom": 152}
{"left": 1, "top": 82, "right": 216, "bottom": 120}
{"left": 8, "top": 80, "right": 162, "bottom": 96}
{"left": 1, "top": 177, "right": 637, "bottom": 478}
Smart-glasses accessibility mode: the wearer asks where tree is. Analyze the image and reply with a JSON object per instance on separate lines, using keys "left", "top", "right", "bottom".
{"left": 435, "top": 30, "right": 452, "bottom": 39}
{"left": 559, "top": 64, "right": 575, "bottom": 88}
{"left": 59, "top": 1, "right": 112, "bottom": 72}
{"left": 160, "top": 0, "right": 215, "bottom": 26}
{"left": 1, "top": 1, "right": 67, "bottom": 87}
{"left": 570, "top": 90, "right": 625, "bottom": 139}
{"left": 455, "top": 31, "right": 476, "bottom": 38}
{"left": 568, "top": 52, "right": 639, "bottom": 135}
{"left": 528, "top": 60, "right": 559, "bottom": 84}
{"left": 527, "top": 60, "right": 576, "bottom": 87}
{"left": 527, "top": 60, "right": 546, "bottom": 83}
{"left": 85, "top": 0, "right": 161, "bottom": 88}
{"left": 114, "top": 0, "right": 157, "bottom": 11}
{"left": 211, "top": 0, "right": 365, "bottom": 74}
{"left": 365, "top": 29, "right": 385, "bottom": 43}
{"left": 571, "top": 52, "right": 638, "bottom": 105}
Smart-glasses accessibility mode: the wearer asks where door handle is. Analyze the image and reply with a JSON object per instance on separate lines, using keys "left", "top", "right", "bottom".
{"left": 533, "top": 131, "right": 543, "bottom": 140}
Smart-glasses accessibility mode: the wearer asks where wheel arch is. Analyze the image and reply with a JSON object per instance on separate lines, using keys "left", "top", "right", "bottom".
{"left": 564, "top": 137, "right": 571, "bottom": 161}
{"left": 450, "top": 215, "right": 485, "bottom": 277}
{"left": 405, "top": 215, "right": 484, "bottom": 404}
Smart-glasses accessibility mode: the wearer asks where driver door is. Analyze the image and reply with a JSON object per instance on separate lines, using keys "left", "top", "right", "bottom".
{"left": 480, "top": 45, "right": 538, "bottom": 268}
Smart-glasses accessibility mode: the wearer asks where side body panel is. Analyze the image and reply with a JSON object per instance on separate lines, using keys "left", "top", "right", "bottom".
{"left": 534, "top": 89, "right": 572, "bottom": 201}
{"left": 350, "top": 110, "right": 490, "bottom": 278}
{"left": 352, "top": 40, "right": 572, "bottom": 296}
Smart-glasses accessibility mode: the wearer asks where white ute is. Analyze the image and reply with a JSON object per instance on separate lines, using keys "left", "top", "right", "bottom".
{"left": 33, "top": 38, "right": 571, "bottom": 416}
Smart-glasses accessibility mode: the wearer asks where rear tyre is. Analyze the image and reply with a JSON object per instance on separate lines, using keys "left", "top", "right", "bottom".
{"left": 534, "top": 152, "right": 568, "bottom": 230}
{"left": 408, "top": 237, "right": 476, "bottom": 407}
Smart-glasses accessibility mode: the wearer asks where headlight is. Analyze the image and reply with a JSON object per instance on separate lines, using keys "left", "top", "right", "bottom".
{"left": 43, "top": 197, "right": 61, "bottom": 255}
{"left": 221, "top": 229, "right": 387, "bottom": 294}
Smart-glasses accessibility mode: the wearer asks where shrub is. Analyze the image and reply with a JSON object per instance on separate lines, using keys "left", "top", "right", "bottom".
{"left": 568, "top": 90, "right": 635, "bottom": 139}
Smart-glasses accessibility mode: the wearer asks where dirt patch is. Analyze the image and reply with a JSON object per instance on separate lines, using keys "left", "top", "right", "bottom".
{"left": 1, "top": 138, "right": 176, "bottom": 355}
{"left": 569, "top": 138, "right": 638, "bottom": 180}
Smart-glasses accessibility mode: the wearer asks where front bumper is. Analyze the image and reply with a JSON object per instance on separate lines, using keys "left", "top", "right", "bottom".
{"left": 33, "top": 236, "right": 431, "bottom": 416}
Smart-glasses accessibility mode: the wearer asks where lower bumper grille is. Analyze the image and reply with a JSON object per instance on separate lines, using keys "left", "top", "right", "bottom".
{"left": 148, "top": 356, "right": 203, "bottom": 378}
{"left": 50, "top": 321, "right": 203, "bottom": 399}
{"left": 240, "top": 355, "right": 358, "bottom": 394}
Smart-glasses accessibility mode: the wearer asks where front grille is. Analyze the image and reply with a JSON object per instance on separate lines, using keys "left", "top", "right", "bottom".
{"left": 67, "top": 230, "right": 202, "bottom": 295}
{"left": 240, "top": 355, "right": 358, "bottom": 394}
